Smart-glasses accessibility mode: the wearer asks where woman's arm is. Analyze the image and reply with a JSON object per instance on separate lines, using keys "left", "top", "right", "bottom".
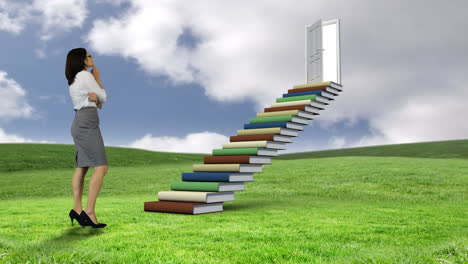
{"left": 85, "top": 71, "right": 107, "bottom": 104}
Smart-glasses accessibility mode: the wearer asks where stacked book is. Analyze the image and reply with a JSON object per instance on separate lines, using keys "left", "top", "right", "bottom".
{"left": 144, "top": 81, "right": 343, "bottom": 214}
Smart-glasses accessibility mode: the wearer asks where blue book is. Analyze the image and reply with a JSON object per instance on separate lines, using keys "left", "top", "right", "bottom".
{"left": 244, "top": 121, "right": 305, "bottom": 130}
{"left": 244, "top": 121, "right": 288, "bottom": 129}
{"left": 282, "top": 90, "right": 322, "bottom": 97}
{"left": 182, "top": 172, "right": 253, "bottom": 182}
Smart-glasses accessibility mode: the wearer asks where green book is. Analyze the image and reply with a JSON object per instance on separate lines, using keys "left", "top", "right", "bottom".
{"left": 276, "top": 94, "right": 316, "bottom": 103}
{"left": 249, "top": 115, "right": 293, "bottom": 123}
{"left": 213, "top": 148, "right": 258, "bottom": 156}
{"left": 171, "top": 182, "right": 221, "bottom": 191}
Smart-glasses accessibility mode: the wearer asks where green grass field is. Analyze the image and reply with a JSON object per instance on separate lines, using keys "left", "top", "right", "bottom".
{"left": 0, "top": 140, "right": 467, "bottom": 263}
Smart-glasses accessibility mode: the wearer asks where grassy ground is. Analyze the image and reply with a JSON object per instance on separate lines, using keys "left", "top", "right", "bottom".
{"left": 0, "top": 142, "right": 467, "bottom": 263}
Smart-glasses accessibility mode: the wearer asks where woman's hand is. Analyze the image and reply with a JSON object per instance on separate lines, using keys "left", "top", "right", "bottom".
{"left": 88, "top": 92, "right": 98, "bottom": 104}
{"left": 91, "top": 65, "right": 100, "bottom": 80}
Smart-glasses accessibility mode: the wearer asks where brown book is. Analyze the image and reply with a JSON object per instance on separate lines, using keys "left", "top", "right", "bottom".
{"left": 230, "top": 134, "right": 275, "bottom": 142}
{"left": 144, "top": 201, "right": 223, "bottom": 214}
{"left": 287, "top": 85, "right": 328, "bottom": 94}
{"left": 264, "top": 105, "right": 307, "bottom": 112}
{"left": 205, "top": 155, "right": 251, "bottom": 164}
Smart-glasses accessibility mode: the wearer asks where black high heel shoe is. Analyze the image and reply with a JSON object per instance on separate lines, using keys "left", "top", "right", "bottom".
{"left": 69, "top": 209, "right": 86, "bottom": 227}
{"left": 80, "top": 211, "right": 107, "bottom": 228}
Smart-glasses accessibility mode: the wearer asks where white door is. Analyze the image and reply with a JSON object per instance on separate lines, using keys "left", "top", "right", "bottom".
{"left": 307, "top": 19, "right": 323, "bottom": 83}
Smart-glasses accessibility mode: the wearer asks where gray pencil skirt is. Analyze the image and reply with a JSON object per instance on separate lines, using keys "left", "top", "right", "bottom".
{"left": 71, "top": 106, "right": 108, "bottom": 168}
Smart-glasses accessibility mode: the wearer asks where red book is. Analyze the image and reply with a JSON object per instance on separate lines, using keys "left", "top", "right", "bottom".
{"left": 287, "top": 85, "right": 328, "bottom": 94}
{"left": 144, "top": 201, "right": 223, "bottom": 214}
{"left": 204, "top": 155, "right": 271, "bottom": 164}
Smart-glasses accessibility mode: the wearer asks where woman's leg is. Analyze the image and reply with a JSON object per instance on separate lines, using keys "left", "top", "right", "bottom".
{"left": 72, "top": 167, "right": 89, "bottom": 213}
{"left": 85, "top": 164, "right": 109, "bottom": 224}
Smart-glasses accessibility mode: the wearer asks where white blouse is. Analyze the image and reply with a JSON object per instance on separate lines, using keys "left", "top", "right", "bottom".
{"left": 69, "top": 70, "right": 107, "bottom": 110}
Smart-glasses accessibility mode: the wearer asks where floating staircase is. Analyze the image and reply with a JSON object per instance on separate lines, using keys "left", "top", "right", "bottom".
{"left": 144, "top": 81, "right": 343, "bottom": 214}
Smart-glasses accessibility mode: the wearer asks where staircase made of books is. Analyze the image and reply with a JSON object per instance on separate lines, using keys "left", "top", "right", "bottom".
{"left": 144, "top": 81, "right": 343, "bottom": 214}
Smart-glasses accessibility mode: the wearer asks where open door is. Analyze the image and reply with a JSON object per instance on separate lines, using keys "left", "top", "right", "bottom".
{"left": 306, "top": 19, "right": 341, "bottom": 84}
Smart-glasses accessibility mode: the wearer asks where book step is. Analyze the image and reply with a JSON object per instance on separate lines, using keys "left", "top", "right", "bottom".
{"left": 256, "top": 110, "right": 315, "bottom": 120}
{"left": 171, "top": 181, "right": 245, "bottom": 192}
{"left": 193, "top": 164, "right": 263, "bottom": 173}
{"left": 182, "top": 172, "right": 254, "bottom": 182}
{"left": 213, "top": 147, "right": 279, "bottom": 156}
{"left": 144, "top": 201, "right": 224, "bottom": 215}
{"left": 230, "top": 134, "right": 293, "bottom": 143}
{"left": 158, "top": 191, "right": 235, "bottom": 203}
{"left": 237, "top": 127, "right": 299, "bottom": 137}
{"left": 223, "top": 140, "right": 286, "bottom": 150}
{"left": 264, "top": 104, "right": 323, "bottom": 113}
{"left": 204, "top": 155, "right": 271, "bottom": 164}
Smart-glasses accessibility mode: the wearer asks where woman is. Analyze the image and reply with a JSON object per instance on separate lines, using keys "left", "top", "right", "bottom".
{"left": 65, "top": 48, "right": 109, "bottom": 228}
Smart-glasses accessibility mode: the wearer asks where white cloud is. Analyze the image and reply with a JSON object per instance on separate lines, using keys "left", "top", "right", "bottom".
{"left": 0, "top": 0, "right": 88, "bottom": 57}
{"left": 0, "top": 0, "right": 32, "bottom": 33}
{"left": 0, "top": 71, "right": 34, "bottom": 119}
{"left": 32, "top": 0, "right": 88, "bottom": 41}
{"left": 0, "top": 127, "right": 54, "bottom": 143}
{"left": 127, "top": 131, "right": 229, "bottom": 153}
{"left": 87, "top": 0, "right": 468, "bottom": 149}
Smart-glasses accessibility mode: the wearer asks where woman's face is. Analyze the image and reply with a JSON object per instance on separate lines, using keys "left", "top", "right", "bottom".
{"left": 84, "top": 51, "right": 94, "bottom": 68}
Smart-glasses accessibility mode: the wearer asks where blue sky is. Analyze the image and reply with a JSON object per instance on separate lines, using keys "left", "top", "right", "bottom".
{"left": 0, "top": 0, "right": 467, "bottom": 153}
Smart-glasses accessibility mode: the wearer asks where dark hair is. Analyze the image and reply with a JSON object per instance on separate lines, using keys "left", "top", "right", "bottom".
{"left": 65, "top": 48, "right": 87, "bottom": 85}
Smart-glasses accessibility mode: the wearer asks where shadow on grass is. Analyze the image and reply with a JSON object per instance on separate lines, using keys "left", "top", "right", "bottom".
{"left": 223, "top": 200, "right": 288, "bottom": 212}
{"left": 0, "top": 227, "right": 106, "bottom": 263}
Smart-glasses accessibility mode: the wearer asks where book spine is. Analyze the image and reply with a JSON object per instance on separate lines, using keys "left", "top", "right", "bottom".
{"left": 204, "top": 155, "right": 251, "bottom": 164}
{"left": 237, "top": 128, "right": 281, "bottom": 135}
{"left": 158, "top": 191, "right": 208, "bottom": 202}
{"left": 249, "top": 115, "right": 293, "bottom": 123}
{"left": 293, "top": 81, "right": 331, "bottom": 89}
{"left": 171, "top": 181, "right": 220, "bottom": 192}
{"left": 276, "top": 94, "right": 316, "bottom": 103}
{"left": 193, "top": 164, "right": 240, "bottom": 172}
{"left": 282, "top": 90, "right": 321, "bottom": 97}
{"left": 257, "top": 110, "right": 299, "bottom": 117}
{"left": 223, "top": 141, "right": 267, "bottom": 148}
{"left": 144, "top": 201, "right": 208, "bottom": 214}
{"left": 287, "top": 85, "right": 328, "bottom": 93}
{"left": 264, "top": 105, "right": 306, "bottom": 112}
{"left": 182, "top": 172, "right": 231, "bottom": 182}
{"left": 244, "top": 122, "right": 287, "bottom": 129}
{"left": 270, "top": 100, "right": 311, "bottom": 108}
{"left": 212, "top": 148, "right": 258, "bottom": 155}
{"left": 230, "top": 134, "right": 275, "bottom": 142}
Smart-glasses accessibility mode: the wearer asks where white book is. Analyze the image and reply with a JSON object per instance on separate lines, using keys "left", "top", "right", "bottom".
{"left": 309, "top": 101, "right": 326, "bottom": 109}
{"left": 158, "top": 191, "right": 235, "bottom": 203}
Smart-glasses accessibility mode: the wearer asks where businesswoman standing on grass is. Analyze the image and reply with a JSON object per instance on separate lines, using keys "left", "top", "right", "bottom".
{"left": 65, "top": 48, "right": 108, "bottom": 228}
